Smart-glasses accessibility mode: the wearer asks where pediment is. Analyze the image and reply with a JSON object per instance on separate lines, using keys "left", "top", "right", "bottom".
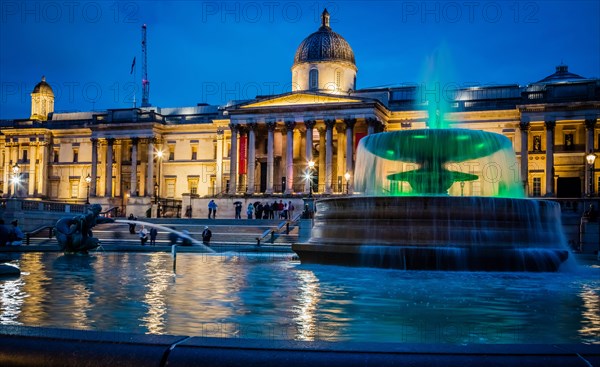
{"left": 240, "top": 93, "right": 366, "bottom": 109}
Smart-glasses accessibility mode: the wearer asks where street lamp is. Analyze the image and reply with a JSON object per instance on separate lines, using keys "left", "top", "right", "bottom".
{"left": 460, "top": 181, "right": 465, "bottom": 196}
{"left": 307, "top": 160, "right": 315, "bottom": 197}
{"left": 85, "top": 173, "right": 92, "bottom": 204}
{"left": 586, "top": 151, "right": 597, "bottom": 196}
{"left": 344, "top": 172, "right": 350, "bottom": 194}
{"left": 11, "top": 163, "right": 20, "bottom": 197}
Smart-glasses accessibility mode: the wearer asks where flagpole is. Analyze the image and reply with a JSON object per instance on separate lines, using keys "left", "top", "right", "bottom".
{"left": 130, "top": 56, "right": 137, "bottom": 108}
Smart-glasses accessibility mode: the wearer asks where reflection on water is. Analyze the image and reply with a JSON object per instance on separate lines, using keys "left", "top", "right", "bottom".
{"left": 1, "top": 253, "right": 599, "bottom": 344}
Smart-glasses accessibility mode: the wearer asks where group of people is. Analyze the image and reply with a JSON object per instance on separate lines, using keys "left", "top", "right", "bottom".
{"left": 245, "top": 200, "right": 295, "bottom": 220}
{"left": 138, "top": 225, "right": 158, "bottom": 246}
{"left": 129, "top": 213, "right": 212, "bottom": 246}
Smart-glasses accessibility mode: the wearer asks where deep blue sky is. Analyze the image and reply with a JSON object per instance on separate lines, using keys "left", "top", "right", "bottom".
{"left": 1, "top": 1, "right": 599, "bottom": 119}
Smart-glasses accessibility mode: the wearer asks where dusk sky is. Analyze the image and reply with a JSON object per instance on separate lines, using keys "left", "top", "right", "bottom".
{"left": 1, "top": 1, "right": 599, "bottom": 119}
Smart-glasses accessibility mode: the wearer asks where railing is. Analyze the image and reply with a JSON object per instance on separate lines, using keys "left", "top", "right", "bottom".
{"left": 100, "top": 206, "right": 120, "bottom": 218}
{"left": 25, "top": 225, "right": 54, "bottom": 246}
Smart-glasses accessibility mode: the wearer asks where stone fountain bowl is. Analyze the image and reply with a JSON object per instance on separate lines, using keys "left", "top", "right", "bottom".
{"left": 292, "top": 196, "right": 569, "bottom": 272}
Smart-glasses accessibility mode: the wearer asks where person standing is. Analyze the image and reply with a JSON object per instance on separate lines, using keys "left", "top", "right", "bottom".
{"left": 128, "top": 214, "right": 137, "bottom": 234}
{"left": 202, "top": 226, "right": 212, "bottom": 245}
{"left": 149, "top": 227, "right": 158, "bottom": 246}
{"left": 208, "top": 200, "right": 218, "bottom": 219}
{"left": 288, "top": 201, "right": 295, "bottom": 220}
{"left": 247, "top": 203, "right": 254, "bottom": 219}
{"left": 234, "top": 202, "right": 242, "bottom": 219}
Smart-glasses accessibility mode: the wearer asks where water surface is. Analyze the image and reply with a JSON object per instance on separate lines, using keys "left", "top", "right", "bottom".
{"left": 1, "top": 252, "right": 598, "bottom": 344}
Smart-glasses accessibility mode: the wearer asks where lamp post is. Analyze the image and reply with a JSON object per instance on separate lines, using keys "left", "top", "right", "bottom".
{"left": 460, "top": 181, "right": 465, "bottom": 196}
{"left": 11, "top": 163, "right": 20, "bottom": 198}
{"left": 85, "top": 173, "right": 92, "bottom": 204}
{"left": 586, "top": 152, "right": 596, "bottom": 197}
{"left": 344, "top": 172, "right": 350, "bottom": 195}
{"left": 307, "top": 160, "right": 315, "bottom": 198}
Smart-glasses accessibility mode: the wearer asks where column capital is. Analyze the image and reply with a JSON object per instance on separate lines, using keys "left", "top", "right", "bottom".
{"left": 238, "top": 126, "right": 248, "bottom": 136}
{"left": 519, "top": 121, "right": 530, "bottom": 131}
{"left": 344, "top": 118, "right": 357, "bottom": 129}
{"left": 106, "top": 137, "right": 115, "bottom": 145}
{"left": 304, "top": 119, "right": 317, "bottom": 130}
{"left": 228, "top": 123, "right": 238, "bottom": 132}
{"left": 266, "top": 121, "right": 277, "bottom": 131}
{"left": 284, "top": 121, "right": 296, "bottom": 133}
{"left": 545, "top": 120, "right": 556, "bottom": 131}
{"left": 324, "top": 119, "right": 336, "bottom": 130}
{"left": 131, "top": 137, "right": 139, "bottom": 144}
{"left": 365, "top": 117, "right": 379, "bottom": 127}
{"left": 585, "top": 118, "right": 597, "bottom": 130}
{"left": 91, "top": 137, "right": 98, "bottom": 143}
{"left": 247, "top": 122, "right": 258, "bottom": 131}
{"left": 217, "top": 128, "right": 225, "bottom": 135}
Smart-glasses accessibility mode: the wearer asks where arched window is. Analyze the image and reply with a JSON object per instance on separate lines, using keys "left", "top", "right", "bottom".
{"left": 309, "top": 69, "right": 319, "bottom": 91}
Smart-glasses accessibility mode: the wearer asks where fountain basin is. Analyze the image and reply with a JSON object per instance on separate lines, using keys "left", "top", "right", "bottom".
{"left": 292, "top": 196, "right": 569, "bottom": 271}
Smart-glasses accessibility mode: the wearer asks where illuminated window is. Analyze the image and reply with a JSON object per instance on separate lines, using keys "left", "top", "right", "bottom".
{"left": 564, "top": 134, "right": 574, "bottom": 151}
{"left": 188, "top": 177, "right": 199, "bottom": 195}
{"left": 53, "top": 148, "right": 59, "bottom": 163}
{"left": 227, "top": 142, "right": 231, "bottom": 158}
{"left": 23, "top": 149, "right": 28, "bottom": 163}
{"left": 192, "top": 146, "right": 197, "bottom": 160}
{"left": 169, "top": 147, "right": 175, "bottom": 161}
{"left": 309, "top": 69, "right": 318, "bottom": 90}
{"left": 73, "top": 149, "right": 79, "bottom": 163}
{"left": 70, "top": 181, "right": 79, "bottom": 199}
{"left": 166, "top": 179, "right": 175, "bottom": 198}
{"left": 533, "top": 177, "right": 541, "bottom": 197}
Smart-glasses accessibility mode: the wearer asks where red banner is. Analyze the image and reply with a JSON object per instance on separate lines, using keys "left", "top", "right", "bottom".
{"left": 355, "top": 132, "right": 367, "bottom": 152}
{"left": 239, "top": 135, "right": 247, "bottom": 174}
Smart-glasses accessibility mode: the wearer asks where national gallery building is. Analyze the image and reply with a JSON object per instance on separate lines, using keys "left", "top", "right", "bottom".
{"left": 1, "top": 10, "right": 599, "bottom": 214}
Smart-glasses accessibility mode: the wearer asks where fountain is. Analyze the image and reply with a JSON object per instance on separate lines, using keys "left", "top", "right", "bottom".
{"left": 292, "top": 128, "right": 569, "bottom": 271}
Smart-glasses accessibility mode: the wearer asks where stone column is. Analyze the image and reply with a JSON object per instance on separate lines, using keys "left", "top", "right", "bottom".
{"left": 266, "top": 121, "right": 276, "bottom": 194}
{"left": 304, "top": 120, "right": 316, "bottom": 194}
{"left": 105, "top": 138, "right": 114, "bottom": 198}
{"left": 285, "top": 121, "right": 296, "bottom": 194}
{"left": 228, "top": 124, "right": 238, "bottom": 195}
{"left": 247, "top": 123, "right": 257, "bottom": 194}
{"left": 345, "top": 118, "right": 356, "bottom": 193}
{"left": 519, "top": 121, "right": 529, "bottom": 195}
{"left": 39, "top": 141, "right": 49, "bottom": 196}
{"left": 366, "top": 117, "right": 378, "bottom": 135}
{"left": 216, "top": 129, "right": 224, "bottom": 194}
{"left": 2, "top": 144, "right": 9, "bottom": 195}
{"left": 318, "top": 126, "right": 326, "bottom": 193}
{"left": 28, "top": 142, "right": 37, "bottom": 195}
{"left": 324, "top": 119, "right": 335, "bottom": 194}
{"left": 336, "top": 124, "right": 346, "bottom": 192}
{"left": 130, "top": 138, "right": 138, "bottom": 196}
{"left": 545, "top": 120, "right": 555, "bottom": 196}
{"left": 146, "top": 138, "right": 155, "bottom": 197}
{"left": 585, "top": 119, "right": 597, "bottom": 196}
{"left": 90, "top": 138, "right": 98, "bottom": 197}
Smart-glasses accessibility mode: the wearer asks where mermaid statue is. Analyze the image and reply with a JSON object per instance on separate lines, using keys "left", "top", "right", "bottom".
{"left": 54, "top": 204, "right": 114, "bottom": 253}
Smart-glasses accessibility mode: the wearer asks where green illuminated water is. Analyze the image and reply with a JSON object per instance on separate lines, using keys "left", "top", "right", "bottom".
{"left": 354, "top": 129, "right": 524, "bottom": 198}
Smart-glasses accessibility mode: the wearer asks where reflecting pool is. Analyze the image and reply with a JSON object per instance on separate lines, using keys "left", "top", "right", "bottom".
{"left": 1, "top": 252, "right": 598, "bottom": 344}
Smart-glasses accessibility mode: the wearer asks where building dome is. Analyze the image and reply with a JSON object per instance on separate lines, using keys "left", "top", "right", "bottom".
{"left": 32, "top": 76, "right": 54, "bottom": 95}
{"left": 534, "top": 64, "right": 586, "bottom": 84}
{"left": 293, "top": 9, "right": 355, "bottom": 67}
